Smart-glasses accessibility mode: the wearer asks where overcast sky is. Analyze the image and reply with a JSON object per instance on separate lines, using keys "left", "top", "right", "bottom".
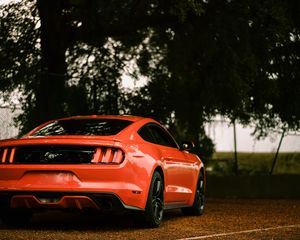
{"left": 0, "top": 0, "right": 19, "bottom": 5}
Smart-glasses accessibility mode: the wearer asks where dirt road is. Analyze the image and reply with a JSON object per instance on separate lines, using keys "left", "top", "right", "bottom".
{"left": 0, "top": 199, "right": 299, "bottom": 240}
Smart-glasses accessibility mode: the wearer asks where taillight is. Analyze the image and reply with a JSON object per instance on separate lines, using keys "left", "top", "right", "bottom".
{"left": 91, "top": 147, "right": 125, "bottom": 164}
{"left": 0, "top": 147, "right": 16, "bottom": 164}
{"left": 0, "top": 146, "right": 125, "bottom": 164}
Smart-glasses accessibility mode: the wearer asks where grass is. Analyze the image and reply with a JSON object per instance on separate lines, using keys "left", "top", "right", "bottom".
{"left": 206, "top": 152, "right": 300, "bottom": 176}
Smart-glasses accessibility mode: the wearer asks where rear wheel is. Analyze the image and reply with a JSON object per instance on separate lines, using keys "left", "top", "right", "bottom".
{"left": 142, "top": 171, "right": 164, "bottom": 228}
{"left": 0, "top": 208, "right": 32, "bottom": 226}
{"left": 182, "top": 170, "right": 205, "bottom": 215}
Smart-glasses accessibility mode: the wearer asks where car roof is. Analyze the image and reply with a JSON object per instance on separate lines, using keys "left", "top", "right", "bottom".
{"left": 55, "top": 115, "right": 146, "bottom": 122}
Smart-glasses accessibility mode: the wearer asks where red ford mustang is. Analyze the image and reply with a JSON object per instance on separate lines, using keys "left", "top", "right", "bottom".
{"left": 0, "top": 115, "right": 205, "bottom": 227}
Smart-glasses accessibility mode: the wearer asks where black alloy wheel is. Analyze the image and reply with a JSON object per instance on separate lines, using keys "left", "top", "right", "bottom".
{"left": 182, "top": 170, "right": 205, "bottom": 215}
{"left": 143, "top": 171, "right": 164, "bottom": 228}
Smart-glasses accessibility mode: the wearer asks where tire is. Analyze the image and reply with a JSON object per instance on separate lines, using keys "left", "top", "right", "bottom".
{"left": 0, "top": 209, "right": 32, "bottom": 226}
{"left": 182, "top": 170, "right": 205, "bottom": 215}
{"left": 142, "top": 171, "right": 164, "bottom": 228}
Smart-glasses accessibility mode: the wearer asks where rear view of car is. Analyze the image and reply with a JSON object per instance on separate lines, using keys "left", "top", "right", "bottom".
{"left": 0, "top": 115, "right": 205, "bottom": 227}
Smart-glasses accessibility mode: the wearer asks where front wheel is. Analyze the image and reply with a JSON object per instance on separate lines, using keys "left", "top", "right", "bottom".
{"left": 142, "top": 171, "right": 164, "bottom": 228}
{"left": 182, "top": 170, "right": 205, "bottom": 215}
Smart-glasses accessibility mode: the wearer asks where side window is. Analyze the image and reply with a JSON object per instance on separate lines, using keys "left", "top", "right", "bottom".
{"left": 138, "top": 123, "right": 178, "bottom": 148}
{"left": 149, "top": 126, "right": 178, "bottom": 148}
{"left": 138, "top": 126, "right": 156, "bottom": 144}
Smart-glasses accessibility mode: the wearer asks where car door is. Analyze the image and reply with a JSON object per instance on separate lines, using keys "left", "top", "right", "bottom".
{"left": 140, "top": 124, "right": 196, "bottom": 205}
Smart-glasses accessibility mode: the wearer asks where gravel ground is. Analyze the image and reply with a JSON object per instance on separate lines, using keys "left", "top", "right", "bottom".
{"left": 0, "top": 199, "right": 299, "bottom": 240}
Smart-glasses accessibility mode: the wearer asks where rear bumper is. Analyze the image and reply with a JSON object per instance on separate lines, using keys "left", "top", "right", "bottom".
{"left": 0, "top": 191, "right": 143, "bottom": 211}
{"left": 0, "top": 155, "right": 154, "bottom": 210}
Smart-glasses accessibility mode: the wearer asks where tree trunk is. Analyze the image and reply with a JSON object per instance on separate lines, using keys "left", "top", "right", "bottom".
{"left": 35, "top": 0, "right": 67, "bottom": 124}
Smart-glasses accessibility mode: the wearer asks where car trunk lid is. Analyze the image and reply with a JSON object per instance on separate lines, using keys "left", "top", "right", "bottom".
{"left": 0, "top": 136, "right": 125, "bottom": 164}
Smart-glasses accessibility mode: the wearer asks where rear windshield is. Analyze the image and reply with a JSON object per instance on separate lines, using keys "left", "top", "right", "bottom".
{"left": 31, "top": 118, "right": 132, "bottom": 136}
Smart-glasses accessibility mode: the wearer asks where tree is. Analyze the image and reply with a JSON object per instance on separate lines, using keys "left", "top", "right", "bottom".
{"left": 132, "top": 0, "right": 300, "bottom": 142}
{"left": 0, "top": 0, "right": 41, "bottom": 132}
{"left": 0, "top": 0, "right": 299, "bottom": 161}
{"left": 35, "top": 0, "right": 67, "bottom": 123}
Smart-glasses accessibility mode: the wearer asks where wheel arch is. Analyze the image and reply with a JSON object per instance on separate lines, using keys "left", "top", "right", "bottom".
{"left": 199, "top": 164, "right": 206, "bottom": 193}
{"left": 154, "top": 166, "right": 165, "bottom": 186}
{"left": 189, "top": 162, "right": 205, "bottom": 204}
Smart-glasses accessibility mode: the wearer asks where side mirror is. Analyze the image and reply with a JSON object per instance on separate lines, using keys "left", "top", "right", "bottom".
{"left": 180, "top": 141, "right": 195, "bottom": 151}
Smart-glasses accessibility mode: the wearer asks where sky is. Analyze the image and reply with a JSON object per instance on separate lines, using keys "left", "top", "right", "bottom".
{"left": 0, "top": 0, "right": 11, "bottom": 4}
{"left": 0, "top": 0, "right": 19, "bottom": 5}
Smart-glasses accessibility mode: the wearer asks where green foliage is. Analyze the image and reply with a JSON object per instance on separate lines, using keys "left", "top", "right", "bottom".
{"left": 0, "top": 0, "right": 41, "bottom": 132}
{"left": 207, "top": 152, "right": 300, "bottom": 176}
{"left": 136, "top": 0, "right": 299, "bottom": 141}
{"left": 65, "top": 41, "right": 126, "bottom": 116}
